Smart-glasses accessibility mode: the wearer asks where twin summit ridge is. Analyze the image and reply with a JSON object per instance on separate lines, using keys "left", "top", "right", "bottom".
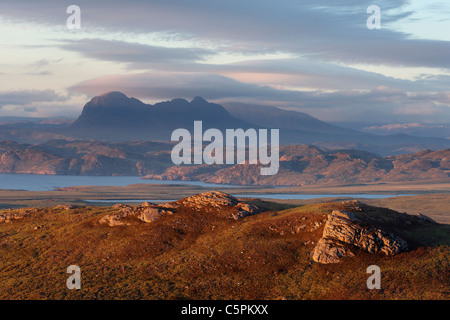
{"left": 68, "top": 91, "right": 450, "bottom": 156}
{"left": 70, "top": 91, "right": 259, "bottom": 141}
{"left": 72, "top": 91, "right": 281, "bottom": 175}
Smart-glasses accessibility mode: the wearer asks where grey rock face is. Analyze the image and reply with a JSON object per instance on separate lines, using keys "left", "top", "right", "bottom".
{"left": 312, "top": 210, "right": 408, "bottom": 264}
{"left": 313, "top": 238, "right": 355, "bottom": 264}
{"left": 99, "top": 204, "right": 173, "bottom": 226}
{"left": 138, "top": 207, "right": 172, "bottom": 223}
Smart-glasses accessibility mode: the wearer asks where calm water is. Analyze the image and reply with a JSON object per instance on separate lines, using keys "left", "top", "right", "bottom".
{"left": 0, "top": 174, "right": 238, "bottom": 191}
{"left": 84, "top": 199, "right": 176, "bottom": 203}
{"left": 0, "top": 174, "right": 415, "bottom": 200}
{"left": 235, "top": 193, "right": 414, "bottom": 200}
{"left": 85, "top": 194, "right": 413, "bottom": 203}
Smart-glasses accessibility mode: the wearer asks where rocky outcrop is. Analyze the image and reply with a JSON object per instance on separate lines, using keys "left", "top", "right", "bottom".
{"left": 160, "top": 191, "right": 261, "bottom": 219}
{"left": 99, "top": 203, "right": 174, "bottom": 226}
{"left": 312, "top": 210, "right": 408, "bottom": 264}
{"left": 99, "top": 191, "right": 262, "bottom": 226}
{"left": 161, "top": 191, "right": 239, "bottom": 210}
{"left": 138, "top": 207, "right": 173, "bottom": 223}
{"left": 232, "top": 202, "right": 261, "bottom": 220}
{"left": 0, "top": 205, "right": 77, "bottom": 224}
{"left": 0, "top": 208, "right": 40, "bottom": 223}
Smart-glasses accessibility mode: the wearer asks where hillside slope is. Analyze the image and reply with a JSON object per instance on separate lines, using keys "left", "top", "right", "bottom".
{"left": 0, "top": 192, "right": 448, "bottom": 300}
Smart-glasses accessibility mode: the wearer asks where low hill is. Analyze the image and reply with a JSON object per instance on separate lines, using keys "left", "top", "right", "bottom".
{"left": 0, "top": 140, "right": 449, "bottom": 186}
{"left": 0, "top": 139, "right": 173, "bottom": 176}
{"left": 146, "top": 146, "right": 450, "bottom": 186}
{"left": 0, "top": 192, "right": 448, "bottom": 299}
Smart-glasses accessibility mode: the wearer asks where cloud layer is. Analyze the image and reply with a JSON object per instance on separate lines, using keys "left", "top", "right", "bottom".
{"left": 0, "top": 0, "right": 449, "bottom": 123}
{"left": 70, "top": 73, "right": 450, "bottom": 123}
{"left": 0, "top": 90, "right": 67, "bottom": 108}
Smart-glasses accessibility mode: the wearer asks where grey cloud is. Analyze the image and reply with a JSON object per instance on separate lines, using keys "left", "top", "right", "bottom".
{"left": 54, "top": 38, "right": 450, "bottom": 92}
{"left": 69, "top": 72, "right": 291, "bottom": 101}
{"left": 285, "top": 88, "right": 450, "bottom": 123}
{"left": 23, "top": 106, "right": 38, "bottom": 112}
{"left": 0, "top": 90, "right": 68, "bottom": 107}
{"left": 2, "top": 0, "right": 450, "bottom": 124}
{"left": 1, "top": 0, "right": 449, "bottom": 69}
{"left": 58, "top": 38, "right": 213, "bottom": 69}
{"left": 69, "top": 72, "right": 450, "bottom": 123}
{"left": 220, "top": 59, "right": 450, "bottom": 92}
{"left": 21, "top": 71, "right": 53, "bottom": 76}
{"left": 28, "top": 58, "right": 63, "bottom": 69}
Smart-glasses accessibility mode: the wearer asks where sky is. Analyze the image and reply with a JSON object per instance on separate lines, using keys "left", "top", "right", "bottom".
{"left": 0, "top": 0, "right": 449, "bottom": 125}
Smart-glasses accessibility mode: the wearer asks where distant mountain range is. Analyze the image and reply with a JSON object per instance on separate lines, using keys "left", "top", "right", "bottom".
{"left": 145, "top": 145, "right": 450, "bottom": 186}
{"left": 0, "top": 139, "right": 448, "bottom": 186}
{"left": 0, "top": 91, "right": 449, "bottom": 156}
{"left": 361, "top": 123, "right": 450, "bottom": 139}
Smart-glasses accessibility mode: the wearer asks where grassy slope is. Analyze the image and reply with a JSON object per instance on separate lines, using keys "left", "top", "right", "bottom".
{"left": 0, "top": 201, "right": 448, "bottom": 300}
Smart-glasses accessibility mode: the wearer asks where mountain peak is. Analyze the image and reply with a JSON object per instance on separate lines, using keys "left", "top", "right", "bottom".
{"left": 98, "top": 91, "right": 129, "bottom": 99}
{"left": 88, "top": 91, "right": 133, "bottom": 107}
{"left": 191, "top": 96, "right": 208, "bottom": 104}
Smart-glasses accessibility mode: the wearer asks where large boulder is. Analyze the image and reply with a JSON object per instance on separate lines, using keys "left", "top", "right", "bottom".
{"left": 99, "top": 203, "right": 173, "bottom": 226}
{"left": 99, "top": 207, "right": 134, "bottom": 226}
{"left": 138, "top": 207, "right": 172, "bottom": 223}
{"left": 232, "top": 202, "right": 261, "bottom": 220}
{"left": 312, "top": 210, "right": 408, "bottom": 264}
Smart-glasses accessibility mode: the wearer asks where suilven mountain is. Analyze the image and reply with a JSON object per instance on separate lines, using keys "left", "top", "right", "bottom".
{"left": 0, "top": 91, "right": 449, "bottom": 155}
{"left": 69, "top": 92, "right": 257, "bottom": 141}
{"left": 68, "top": 92, "right": 450, "bottom": 154}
